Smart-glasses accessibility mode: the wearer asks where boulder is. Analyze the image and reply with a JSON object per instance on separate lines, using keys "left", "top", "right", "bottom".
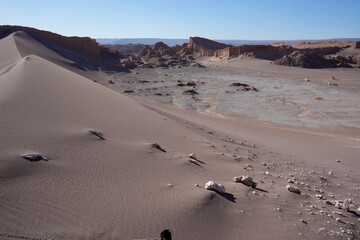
{"left": 205, "top": 181, "right": 225, "bottom": 193}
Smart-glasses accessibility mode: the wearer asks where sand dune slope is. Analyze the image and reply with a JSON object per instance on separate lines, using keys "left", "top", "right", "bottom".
{"left": 0, "top": 32, "right": 270, "bottom": 240}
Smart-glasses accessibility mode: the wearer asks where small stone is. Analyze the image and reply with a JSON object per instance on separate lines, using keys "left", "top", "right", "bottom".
{"left": 204, "top": 181, "right": 225, "bottom": 193}
{"left": 233, "top": 176, "right": 257, "bottom": 188}
{"left": 319, "top": 227, "right": 326, "bottom": 232}
{"left": 89, "top": 130, "right": 105, "bottom": 140}
{"left": 301, "top": 219, "right": 307, "bottom": 224}
{"left": 264, "top": 171, "right": 269, "bottom": 175}
{"left": 315, "top": 194, "right": 325, "bottom": 200}
{"left": 336, "top": 218, "right": 344, "bottom": 223}
{"left": 21, "top": 153, "right": 47, "bottom": 162}
{"left": 286, "top": 184, "right": 301, "bottom": 194}
{"left": 188, "top": 153, "right": 197, "bottom": 160}
{"left": 329, "top": 170, "right": 333, "bottom": 175}
{"left": 152, "top": 143, "right": 166, "bottom": 152}
{"left": 336, "top": 159, "right": 340, "bottom": 163}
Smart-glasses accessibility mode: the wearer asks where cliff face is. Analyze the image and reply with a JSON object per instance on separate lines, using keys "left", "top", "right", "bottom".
{"left": 184, "top": 37, "right": 292, "bottom": 60}
{"left": 186, "top": 37, "right": 228, "bottom": 56}
{"left": 356, "top": 42, "right": 360, "bottom": 49}
{"left": 0, "top": 25, "right": 125, "bottom": 71}
{"left": 0, "top": 25, "right": 101, "bottom": 59}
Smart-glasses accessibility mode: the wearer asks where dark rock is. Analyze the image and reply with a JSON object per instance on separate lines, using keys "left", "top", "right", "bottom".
{"left": 182, "top": 89, "right": 199, "bottom": 95}
{"left": 124, "top": 90, "right": 135, "bottom": 93}
{"left": 22, "top": 153, "right": 47, "bottom": 162}
{"left": 230, "top": 82, "right": 258, "bottom": 92}
{"left": 89, "top": 130, "right": 105, "bottom": 140}
{"left": 186, "top": 81, "right": 197, "bottom": 86}
{"left": 152, "top": 143, "right": 166, "bottom": 152}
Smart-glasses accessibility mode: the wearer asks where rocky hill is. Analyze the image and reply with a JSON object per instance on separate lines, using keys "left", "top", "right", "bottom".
{"left": 0, "top": 25, "right": 125, "bottom": 71}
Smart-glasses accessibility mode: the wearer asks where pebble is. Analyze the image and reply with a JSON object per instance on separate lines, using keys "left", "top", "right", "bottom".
{"left": 286, "top": 184, "right": 301, "bottom": 194}
{"left": 301, "top": 219, "right": 307, "bottom": 224}
{"left": 21, "top": 153, "right": 47, "bottom": 162}
{"left": 336, "top": 218, "right": 343, "bottom": 223}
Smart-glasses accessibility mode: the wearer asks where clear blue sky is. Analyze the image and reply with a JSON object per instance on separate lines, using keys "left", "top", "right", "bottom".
{"left": 1, "top": 0, "right": 359, "bottom": 40}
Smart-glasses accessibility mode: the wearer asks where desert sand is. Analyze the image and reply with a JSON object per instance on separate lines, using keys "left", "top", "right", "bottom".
{"left": 1, "top": 31, "right": 360, "bottom": 240}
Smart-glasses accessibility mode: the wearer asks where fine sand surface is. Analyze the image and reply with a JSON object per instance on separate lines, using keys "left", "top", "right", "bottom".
{"left": 1, "top": 32, "right": 360, "bottom": 240}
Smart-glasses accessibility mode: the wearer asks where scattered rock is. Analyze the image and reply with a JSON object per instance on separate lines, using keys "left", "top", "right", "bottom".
{"left": 152, "top": 143, "right": 166, "bottom": 152}
{"left": 204, "top": 181, "right": 225, "bottom": 193}
{"left": 186, "top": 81, "right": 197, "bottom": 86}
{"left": 21, "top": 153, "right": 47, "bottom": 162}
{"left": 229, "top": 82, "right": 258, "bottom": 92}
{"left": 89, "top": 130, "right": 105, "bottom": 140}
{"left": 233, "top": 176, "right": 257, "bottom": 188}
{"left": 177, "top": 83, "right": 186, "bottom": 87}
{"left": 315, "top": 194, "right": 325, "bottom": 200}
{"left": 124, "top": 90, "right": 135, "bottom": 93}
{"left": 335, "top": 200, "right": 351, "bottom": 212}
{"left": 108, "top": 80, "right": 114, "bottom": 84}
{"left": 182, "top": 89, "right": 199, "bottom": 95}
{"left": 188, "top": 153, "right": 197, "bottom": 160}
{"left": 286, "top": 184, "right": 301, "bottom": 194}
{"left": 336, "top": 217, "right": 344, "bottom": 223}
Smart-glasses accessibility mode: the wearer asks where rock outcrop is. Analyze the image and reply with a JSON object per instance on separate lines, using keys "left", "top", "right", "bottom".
{"left": 274, "top": 50, "right": 355, "bottom": 68}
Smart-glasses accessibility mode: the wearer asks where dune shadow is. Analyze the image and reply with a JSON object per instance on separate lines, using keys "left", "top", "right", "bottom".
{"left": 218, "top": 192, "right": 237, "bottom": 203}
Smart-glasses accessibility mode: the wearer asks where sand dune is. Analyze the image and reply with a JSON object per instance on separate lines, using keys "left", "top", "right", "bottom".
{"left": 1, "top": 31, "right": 360, "bottom": 240}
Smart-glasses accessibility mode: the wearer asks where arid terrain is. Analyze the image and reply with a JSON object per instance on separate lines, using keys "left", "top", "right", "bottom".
{"left": 1, "top": 26, "right": 360, "bottom": 240}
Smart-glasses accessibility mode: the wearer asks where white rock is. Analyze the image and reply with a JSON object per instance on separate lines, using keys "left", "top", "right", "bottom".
{"left": 335, "top": 217, "right": 343, "bottom": 223}
{"left": 188, "top": 153, "right": 197, "bottom": 160}
{"left": 204, "top": 181, "right": 225, "bottom": 193}
{"left": 315, "top": 194, "right": 325, "bottom": 200}
{"left": 329, "top": 170, "right": 333, "bottom": 175}
{"left": 286, "top": 184, "right": 301, "bottom": 194}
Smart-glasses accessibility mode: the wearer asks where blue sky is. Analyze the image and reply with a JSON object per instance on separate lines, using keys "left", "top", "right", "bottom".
{"left": 1, "top": 0, "right": 359, "bottom": 40}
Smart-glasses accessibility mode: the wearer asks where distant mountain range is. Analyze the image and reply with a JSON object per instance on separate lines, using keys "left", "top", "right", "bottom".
{"left": 96, "top": 38, "right": 360, "bottom": 46}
